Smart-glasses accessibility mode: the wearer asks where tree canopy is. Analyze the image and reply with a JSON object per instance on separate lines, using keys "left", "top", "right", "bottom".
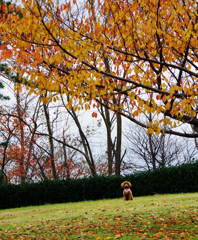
{"left": 1, "top": 0, "right": 198, "bottom": 137}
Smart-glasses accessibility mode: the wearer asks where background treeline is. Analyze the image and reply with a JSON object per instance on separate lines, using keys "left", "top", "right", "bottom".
{"left": 1, "top": 161, "right": 198, "bottom": 210}
{"left": 0, "top": 78, "right": 197, "bottom": 184}
{"left": 0, "top": 1, "right": 197, "bottom": 183}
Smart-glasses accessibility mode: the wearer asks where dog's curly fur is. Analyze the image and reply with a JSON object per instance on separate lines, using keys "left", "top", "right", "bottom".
{"left": 121, "top": 181, "right": 133, "bottom": 201}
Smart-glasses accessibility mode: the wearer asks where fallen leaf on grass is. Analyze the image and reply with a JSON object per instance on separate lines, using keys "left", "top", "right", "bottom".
{"left": 1, "top": 204, "right": 198, "bottom": 239}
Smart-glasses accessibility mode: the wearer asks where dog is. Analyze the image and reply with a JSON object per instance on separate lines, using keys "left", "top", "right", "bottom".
{"left": 121, "top": 181, "right": 133, "bottom": 201}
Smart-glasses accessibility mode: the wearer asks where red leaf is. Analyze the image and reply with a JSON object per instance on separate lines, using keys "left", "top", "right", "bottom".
{"left": 92, "top": 112, "right": 97, "bottom": 118}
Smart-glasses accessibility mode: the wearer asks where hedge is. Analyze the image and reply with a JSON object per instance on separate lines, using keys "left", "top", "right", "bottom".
{"left": 0, "top": 161, "right": 198, "bottom": 209}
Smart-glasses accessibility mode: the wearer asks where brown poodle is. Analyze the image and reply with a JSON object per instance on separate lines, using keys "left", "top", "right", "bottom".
{"left": 121, "top": 181, "right": 133, "bottom": 201}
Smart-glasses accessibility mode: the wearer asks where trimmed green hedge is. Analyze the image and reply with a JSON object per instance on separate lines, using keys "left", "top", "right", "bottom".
{"left": 1, "top": 161, "right": 198, "bottom": 209}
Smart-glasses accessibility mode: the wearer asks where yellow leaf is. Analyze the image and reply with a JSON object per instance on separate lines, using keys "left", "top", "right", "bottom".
{"left": 111, "top": 5, "right": 116, "bottom": 12}
{"left": 147, "top": 128, "right": 154, "bottom": 134}
{"left": 42, "top": 97, "right": 49, "bottom": 105}
{"left": 133, "top": 110, "right": 139, "bottom": 117}
{"left": 156, "top": 128, "right": 161, "bottom": 135}
{"left": 66, "top": 62, "right": 72, "bottom": 68}
{"left": 134, "top": 65, "right": 139, "bottom": 73}
{"left": 165, "top": 102, "right": 171, "bottom": 110}
{"left": 74, "top": 105, "right": 78, "bottom": 111}
{"left": 110, "top": 105, "right": 114, "bottom": 111}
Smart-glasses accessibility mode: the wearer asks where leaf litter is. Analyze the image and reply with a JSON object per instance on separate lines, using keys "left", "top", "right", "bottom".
{"left": 0, "top": 194, "right": 198, "bottom": 239}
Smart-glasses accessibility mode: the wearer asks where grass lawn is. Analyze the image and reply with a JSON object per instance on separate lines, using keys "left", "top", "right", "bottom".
{"left": 0, "top": 193, "right": 198, "bottom": 239}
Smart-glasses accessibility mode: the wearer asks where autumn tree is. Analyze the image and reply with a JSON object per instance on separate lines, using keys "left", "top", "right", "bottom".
{"left": 0, "top": 88, "right": 76, "bottom": 182}
{"left": 0, "top": 86, "right": 43, "bottom": 183}
{"left": 0, "top": 0, "right": 25, "bottom": 184}
{"left": 0, "top": 0, "right": 11, "bottom": 149}
{"left": 0, "top": 0, "right": 197, "bottom": 145}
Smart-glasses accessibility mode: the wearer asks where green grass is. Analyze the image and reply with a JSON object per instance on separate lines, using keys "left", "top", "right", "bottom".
{"left": 0, "top": 193, "right": 198, "bottom": 239}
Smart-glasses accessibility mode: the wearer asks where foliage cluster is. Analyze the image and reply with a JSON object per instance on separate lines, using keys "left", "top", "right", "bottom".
{"left": 0, "top": 0, "right": 198, "bottom": 138}
{"left": 1, "top": 161, "right": 198, "bottom": 210}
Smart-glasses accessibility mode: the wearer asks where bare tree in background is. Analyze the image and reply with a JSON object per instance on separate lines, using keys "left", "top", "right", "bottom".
{"left": 124, "top": 123, "right": 198, "bottom": 172}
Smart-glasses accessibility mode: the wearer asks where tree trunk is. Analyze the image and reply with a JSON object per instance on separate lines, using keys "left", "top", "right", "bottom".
{"left": 103, "top": 106, "right": 113, "bottom": 175}
{"left": 16, "top": 91, "right": 26, "bottom": 183}
{"left": 148, "top": 134, "right": 156, "bottom": 170}
{"left": 63, "top": 133, "right": 70, "bottom": 179}
{"left": 43, "top": 104, "right": 57, "bottom": 179}
{"left": 115, "top": 112, "right": 122, "bottom": 175}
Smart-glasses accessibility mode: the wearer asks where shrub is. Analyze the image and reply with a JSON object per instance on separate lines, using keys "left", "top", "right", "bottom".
{"left": 0, "top": 161, "right": 198, "bottom": 209}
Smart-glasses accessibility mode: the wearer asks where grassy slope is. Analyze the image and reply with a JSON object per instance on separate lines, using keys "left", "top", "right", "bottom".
{"left": 0, "top": 193, "right": 198, "bottom": 239}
